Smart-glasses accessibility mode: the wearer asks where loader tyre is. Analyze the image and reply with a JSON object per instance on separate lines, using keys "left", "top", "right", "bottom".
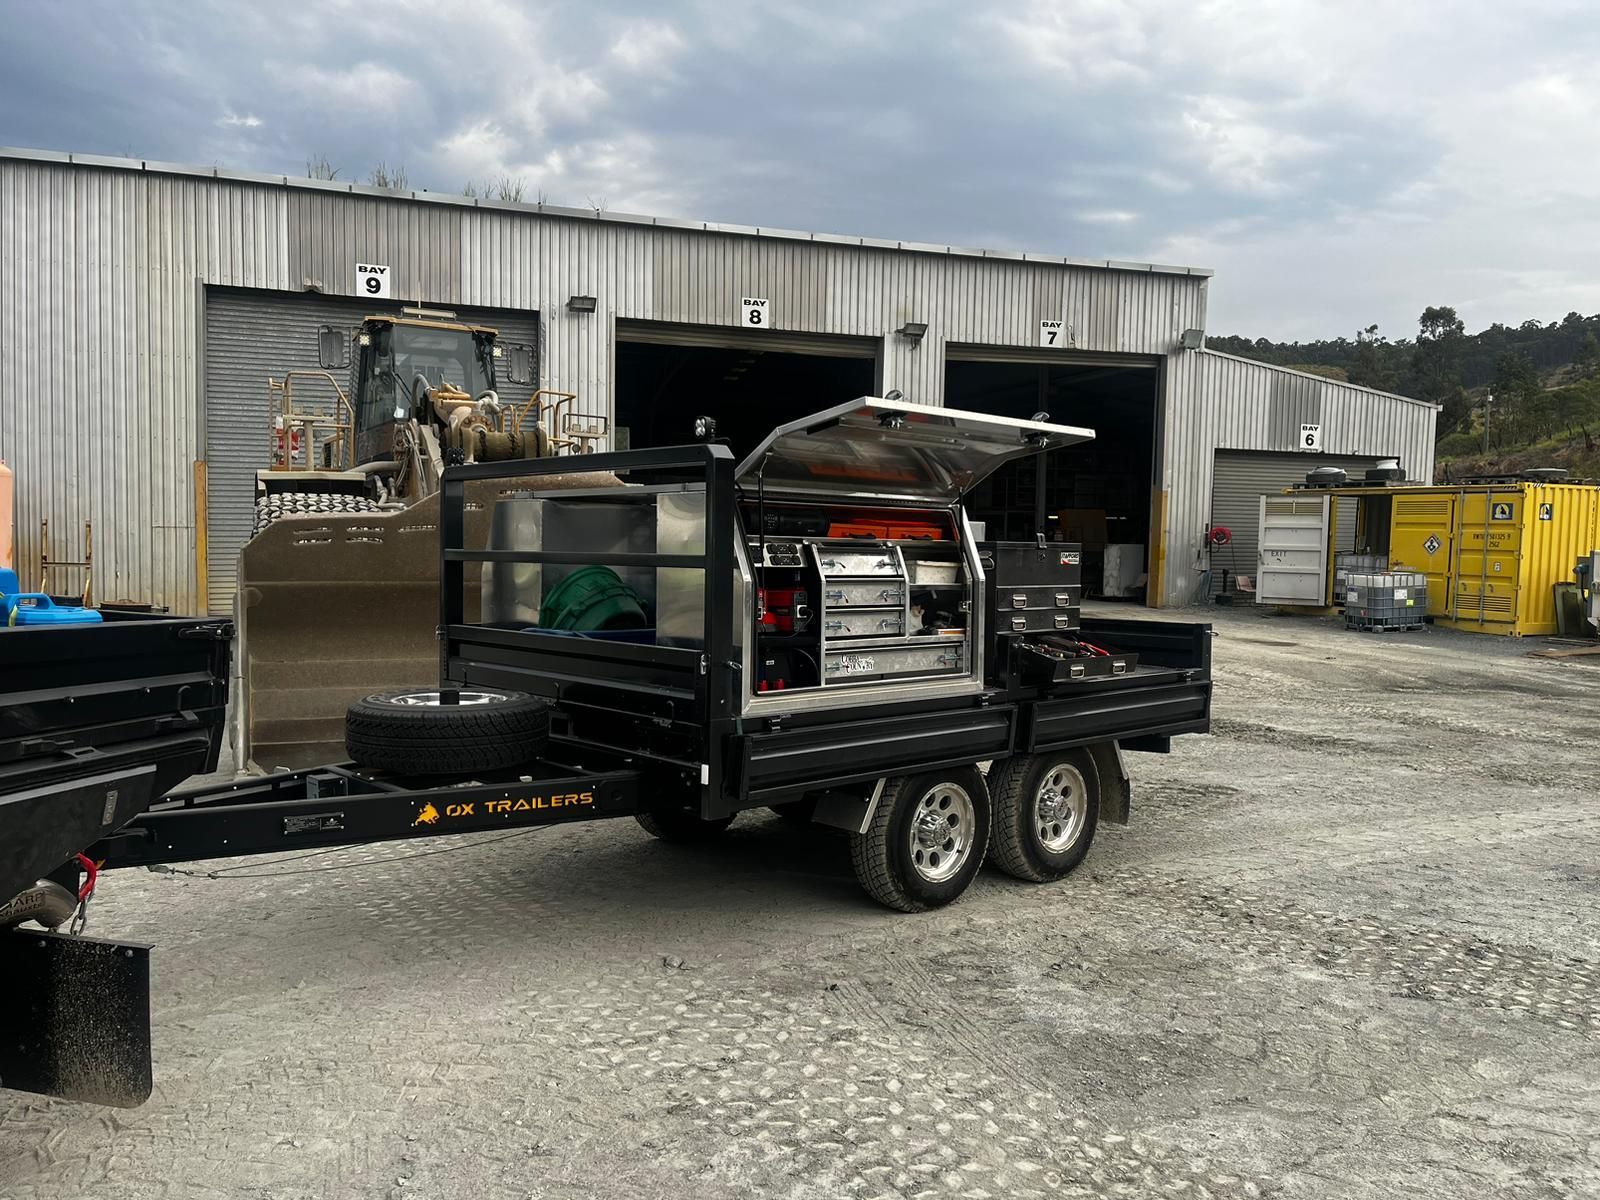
{"left": 344, "top": 688, "right": 550, "bottom": 775}
{"left": 985, "top": 749, "right": 1099, "bottom": 883}
{"left": 253, "top": 492, "right": 383, "bottom": 536}
{"left": 850, "top": 767, "right": 990, "bottom": 912}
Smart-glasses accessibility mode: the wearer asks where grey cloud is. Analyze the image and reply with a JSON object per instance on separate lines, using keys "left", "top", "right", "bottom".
{"left": 1, "top": 0, "right": 1596, "bottom": 340}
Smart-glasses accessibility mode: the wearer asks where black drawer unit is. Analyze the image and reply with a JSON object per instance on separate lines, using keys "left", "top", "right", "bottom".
{"left": 979, "top": 541, "right": 1083, "bottom": 674}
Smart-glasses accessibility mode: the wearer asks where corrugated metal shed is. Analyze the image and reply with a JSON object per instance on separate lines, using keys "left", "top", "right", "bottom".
{"left": 1162, "top": 350, "right": 1437, "bottom": 604}
{"left": 0, "top": 146, "right": 1433, "bottom": 612}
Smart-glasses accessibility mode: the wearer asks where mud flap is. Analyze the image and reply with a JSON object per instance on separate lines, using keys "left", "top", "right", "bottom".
{"left": 0, "top": 928, "right": 153, "bottom": 1107}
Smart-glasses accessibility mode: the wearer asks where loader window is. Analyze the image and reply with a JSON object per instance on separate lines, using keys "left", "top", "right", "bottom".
{"left": 390, "top": 326, "right": 493, "bottom": 400}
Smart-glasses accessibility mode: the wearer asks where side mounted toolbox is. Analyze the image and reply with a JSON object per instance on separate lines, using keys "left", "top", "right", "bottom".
{"left": 980, "top": 540, "right": 1083, "bottom": 652}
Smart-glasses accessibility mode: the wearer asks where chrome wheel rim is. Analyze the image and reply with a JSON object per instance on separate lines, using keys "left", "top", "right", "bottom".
{"left": 907, "top": 783, "right": 975, "bottom": 883}
{"left": 388, "top": 690, "right": 506, "bottom": 707}
{"left": 1035, "top": 763, "right": 1087, "bottom": 853}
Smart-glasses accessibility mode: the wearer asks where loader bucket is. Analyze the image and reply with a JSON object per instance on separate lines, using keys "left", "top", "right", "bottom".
{"left": 236, "top": 473, "right": 621, "bottom": 772}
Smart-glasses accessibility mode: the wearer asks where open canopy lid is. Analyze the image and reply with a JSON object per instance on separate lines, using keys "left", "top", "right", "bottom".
{"left": 735, "top": 397, "right": 1095, "bottom": 504}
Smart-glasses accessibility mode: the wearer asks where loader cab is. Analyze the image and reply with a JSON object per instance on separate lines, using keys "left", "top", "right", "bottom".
{"left": 321, "top": 310, "right": 533, "bottom": 467}
{"left": 350, "top": 316, "right": 499, "bottom": 465}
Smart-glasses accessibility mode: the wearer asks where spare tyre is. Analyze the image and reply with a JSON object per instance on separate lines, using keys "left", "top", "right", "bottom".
{"left": 345, "top": 688, "right": 551, "bottom": 775}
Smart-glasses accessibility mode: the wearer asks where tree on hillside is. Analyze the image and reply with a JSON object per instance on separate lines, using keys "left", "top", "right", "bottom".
{"left": 1577, "top": 332, "right": 1600, "bottom": 378}
{"left": 1492, "top": 350, "right": 1541, "bottom": 445}
{"left": 1412, "top": 306, "right": 1469, "bottom": 432}
{"left": 1349, "top": 323, "right": 1399, "bottom": 392}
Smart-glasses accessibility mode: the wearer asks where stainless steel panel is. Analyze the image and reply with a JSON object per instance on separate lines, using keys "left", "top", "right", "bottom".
{"left": 815, "top": 548, "right": 900, "bottom": 577}
{"left": 820, "top": 610, "right": 905, "bottom": 638}
{"left": 738, "top": 399, "right": 1093, "bottom": 504}
{"left": 485, "top": 498, "right": 542, "bottom": 624}
{"left": 484, "top": 492, "right": 657, "bottom": 625}
{"left": 820, "top": 580, "right": 906, "bottom": 607}
{"left": 656, "top": 489, "right": 707, "bottom": 648}
{"left": 824, "top": 638, "right": 965, "bottom": 682}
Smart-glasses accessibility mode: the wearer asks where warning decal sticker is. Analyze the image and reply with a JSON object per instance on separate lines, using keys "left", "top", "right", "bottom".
{"left": 1423, "top": 534, "right": 1441, "bottom": 556}
{"left": 1491, "top": 502, "right": 1514, "bottom": 521}
{"left": 1538, "top": 502, "right": 1553, "bottom": 521}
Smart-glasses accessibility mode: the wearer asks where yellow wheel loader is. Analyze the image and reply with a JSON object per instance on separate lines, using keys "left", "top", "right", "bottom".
{"left": 238, "top": 307, "right": 613, "bottom": 771}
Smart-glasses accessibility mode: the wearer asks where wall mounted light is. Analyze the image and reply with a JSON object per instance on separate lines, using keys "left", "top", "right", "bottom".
{"left": 567, "top": 295, "right": 598, "bottom": 314}
{"left": 1179, "top": 328, "right": 1204, "bottom": 350}
{"left": 898, "top": 321, "right": 928, "bottom": 342}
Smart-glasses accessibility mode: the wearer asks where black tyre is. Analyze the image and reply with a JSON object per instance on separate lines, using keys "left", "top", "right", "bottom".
{"left": 253, "top": 491, "right": 383, "bottom": 536}
{"left": 986, "top": 749, "right": 1100, "bottom": 883}
{"left": 850, "top": 768, "right": 990, "bottom": 912}
{"left": 345, "top": 688, "right": 550, "bottom": 775}
{"left": 635, "top": 807, "right": 735, "bottom": 843}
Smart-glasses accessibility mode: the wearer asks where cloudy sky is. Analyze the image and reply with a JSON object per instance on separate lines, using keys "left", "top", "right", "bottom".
{"left": 3, "top": 0, "right": 1598, "bottom": 341}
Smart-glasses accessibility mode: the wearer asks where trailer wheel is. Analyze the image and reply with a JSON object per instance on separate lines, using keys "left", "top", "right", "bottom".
{"left": 986, "top": 749, "right": 1100, "bottom": 883}
{"left": 344, "top": 689, "right": 550, "bottom": 775}
{"left": 850, "top": 768, "right": 990, "bottom": 912}
{"left": 635, "top": 808, "right": 735, "bottom": 843}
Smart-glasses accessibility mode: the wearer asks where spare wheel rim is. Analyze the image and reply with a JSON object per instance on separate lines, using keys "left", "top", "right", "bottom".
{"left": 387, "top": 690, "right": 509, "bottom": 707}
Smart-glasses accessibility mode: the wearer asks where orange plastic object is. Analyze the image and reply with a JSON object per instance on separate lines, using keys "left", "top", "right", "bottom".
{"left": 0, "top": 459, "right": 12, "bottom": 569}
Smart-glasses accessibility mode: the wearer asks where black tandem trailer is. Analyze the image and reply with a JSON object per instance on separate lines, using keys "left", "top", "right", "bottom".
{"left": 2, "top": 400, "right": 1211, "bottom": 1108}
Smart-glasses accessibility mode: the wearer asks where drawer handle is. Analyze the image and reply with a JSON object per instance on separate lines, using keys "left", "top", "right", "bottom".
{"left": 820, "top": 558, "right": 840, "bottom": 569}
{"left": 936, "top": 654, "right": 960, "bottom": 667}
{"left": 825, "top": 621, "right": 845, "bottom": 631}
{"left": 1011, "top": 594, "right": 1027, "bottom": 608}
{"left": 879, "top": 618, "right": 898, "bottom": 629}
{"left": 1053, "top": 615, "right": 1070, "bottom": 628}
{"left": 824, "top": 590, "right": 845, "bottom": 600}
{"left": 1055, "top": 593, "right": 1071, "bottom": 606}
{"left": 1011, "top": 617, "right": 1027, "bottom": 631}
{"left": 881, "top": 589, "right": 902, "bottom": 602}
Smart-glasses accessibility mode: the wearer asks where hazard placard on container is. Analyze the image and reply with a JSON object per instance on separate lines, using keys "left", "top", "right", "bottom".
{"left": 1538, "top": 502, "right": 1553, "bottom": 521}
{"left": 1491, "top": 502, "right": 1513, "bottom": 521}
{"left": 1423, "top": 534, "right": 1441, "bottom": 555}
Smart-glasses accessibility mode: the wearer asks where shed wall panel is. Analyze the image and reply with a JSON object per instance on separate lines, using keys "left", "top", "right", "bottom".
{"left": 0, "top": 161, "right": 286, "bottom": 610}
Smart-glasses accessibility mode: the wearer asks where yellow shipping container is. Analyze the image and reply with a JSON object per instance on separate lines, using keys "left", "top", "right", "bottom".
{"left": 1299, "top": 482, "right": 1600, "bottom": 636}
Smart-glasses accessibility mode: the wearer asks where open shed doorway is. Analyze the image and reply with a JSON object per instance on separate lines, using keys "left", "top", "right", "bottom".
{"left": 614, "top": 323, "right": 878, "bottom": 460}
{"left": 945, "top": 352, "right": 1160, "bottom": 602}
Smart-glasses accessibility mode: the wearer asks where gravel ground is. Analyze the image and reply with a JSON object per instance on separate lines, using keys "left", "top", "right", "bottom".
{"left": 3, "top": 604, "right": 1598, "bottom": 1199}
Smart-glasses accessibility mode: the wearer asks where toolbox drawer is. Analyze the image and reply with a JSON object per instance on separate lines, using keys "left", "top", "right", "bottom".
{"left": 821, "top": 581, "right": 907, "bottom": 607}
{"left": 1000, "top": 584, "right": 1081, "bottom": 611}
{"left": 815, "top": 547, "right": 900, "bottom": 577}
{"left": 1002, "top": 608, "right": 1081, "bottom": 634}
{"left": 821, "top": 609, "right": 906, "bottom": 638}
{"left": 824, "top": 638, "right": 965, "bottom": 682}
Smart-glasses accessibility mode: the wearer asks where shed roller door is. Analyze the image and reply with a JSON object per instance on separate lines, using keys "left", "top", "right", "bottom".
{"left": 1209, "top": 451, "right": 1380, "bottom": 598}
{"left": 203, "top": 287, "right": 539, "bottom": 615}
{"left": 615, "top": 319, "right": 877, "bottom": 358}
